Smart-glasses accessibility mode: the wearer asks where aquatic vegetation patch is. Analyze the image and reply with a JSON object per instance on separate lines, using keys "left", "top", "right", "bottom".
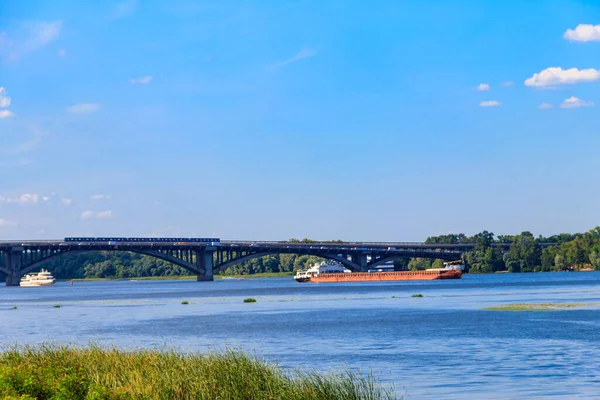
{"left": 53, "top": 305, "right": 61, "bottom": 308}
{"left": 484, "top": 303, "right": 588, "bottom": 312}
{"left": 181, "top": 301, "right": 189, "bottom": 305}
{"left": 0, "top": 345, "right": 395, "bottom": 399}
{"left": 244, "top": 297, "right": 257, "bottom": 303}
{"left": 411, "top": 294, "right": 423, "bottom": 298}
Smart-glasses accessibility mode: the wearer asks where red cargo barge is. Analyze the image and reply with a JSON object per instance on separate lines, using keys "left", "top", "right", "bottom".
{"left": 294, "top": 261, "right": 462, "bottom": 283}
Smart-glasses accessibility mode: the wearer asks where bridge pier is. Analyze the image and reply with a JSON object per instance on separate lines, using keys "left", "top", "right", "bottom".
{"left": 196, "top": 250, "right": 214, "bottom": 281}
{"left": 353, "top": 254, "right": 368, "bottom": 272}
{"left": 5, "top": 248, "right": 23, "bottom": 286}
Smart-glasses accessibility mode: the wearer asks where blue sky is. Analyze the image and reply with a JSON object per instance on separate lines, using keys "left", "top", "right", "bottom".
{"left": 1, "top": 0, "right": 599, "bottom": 241}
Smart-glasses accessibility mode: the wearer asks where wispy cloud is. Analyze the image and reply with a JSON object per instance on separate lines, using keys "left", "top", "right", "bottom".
{"left": 538, "top": 103, "right": 553, "bottom": 110}
{"left": 61, "top": 198, "right": 73, "bottom": 205}
{"left": 0, "top": 125, "right": 48, "bottom": 156}
{"left": 0, "top": 21, "right": 62, "bottom": 61}
{"left": 269, "top": 48, "right": 317, "bottom": 70}
{"left": 525, "top": 67, "right": 600, "bottom": 87}
{"left": 479, "top": 100, "right": 501, "bottom": 107}
{"left": 0, "top": 87, "right": 14, "bottom": 118}
{"left": 91, "top": 194, "right": 110, "bottom": 200}
{"left": 0, "top": 218, "right": 17, "bottom": 228}
{"left": 500, "top": 81, "right": 514, "bottom": 87}
{"left": 67, "top": 103, "right": 101, "bottom": 114}
{"left": 81, "top": 210, "right": 113, "bottom": 220}
{"left": 130, "top": 76, "right": 152, "bottom": 85}
{"left": 0, "top": 193, "right": 40, "bottom": 204}
{"left": 33, "top": 21, "right": 62, "bottom": 47}
{"left": 115, "top": 0, "right": 137, "bottom": 18}
{"left": 0, "top": 110, "right": 14, "bottom": 119}
{"left": 564, "top": 24, "right": 600, "bottom": 42}
{"left": 476, "top": 83, "right": 490, "bottom": 91}
{"left": 560, "top": 96, "right": 594, "bottom": 109}
{"left": 0, "top": 87, "right": 11, "bottom": 108}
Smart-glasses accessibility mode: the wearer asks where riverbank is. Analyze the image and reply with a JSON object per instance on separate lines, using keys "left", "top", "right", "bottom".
{"left": 0, "top": 345, "right": 395, "bottom": 400}
{"left": 61, "top": 271, "right": 294, "bottom": 282}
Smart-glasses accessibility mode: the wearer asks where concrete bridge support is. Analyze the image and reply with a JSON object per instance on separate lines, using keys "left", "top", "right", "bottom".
{"left": 5, "top": 248, "right": 23, "bottom": 286}
{"left": 196, "top": 250, "right": 214, "bottom": 281}
{"left": 353, "top": 254, "right": 368, "bottom": 272}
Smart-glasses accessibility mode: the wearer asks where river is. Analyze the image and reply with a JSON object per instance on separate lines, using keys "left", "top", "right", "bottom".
{"left": 2, "top": 272, "right": 600, "bottom": 399}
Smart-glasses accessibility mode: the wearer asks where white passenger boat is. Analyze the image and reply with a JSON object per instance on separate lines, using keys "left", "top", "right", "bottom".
{"left": 294, "top": 261, "right": 351, "bottom": 282}
{"left": 20, "top": 269, "right": 56, "bottom": 287}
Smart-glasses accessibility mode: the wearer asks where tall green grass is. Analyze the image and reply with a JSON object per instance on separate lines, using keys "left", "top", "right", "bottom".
{"left": 0, "top": 344, "right": 396, "bottom": 399}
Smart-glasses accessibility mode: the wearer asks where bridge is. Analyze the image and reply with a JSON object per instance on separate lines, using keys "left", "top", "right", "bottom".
{"left": 0, "top": 239, "right": 536, "bottom": 286}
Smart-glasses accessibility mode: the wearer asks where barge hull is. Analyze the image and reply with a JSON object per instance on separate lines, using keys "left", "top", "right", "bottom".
{"left": 301, "top": 270, "right": 462, "bottom": 283}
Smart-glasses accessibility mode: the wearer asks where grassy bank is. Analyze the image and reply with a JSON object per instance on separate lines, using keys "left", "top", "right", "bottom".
{"left": 0, "top": 345, "right": 395, "bottom": 400}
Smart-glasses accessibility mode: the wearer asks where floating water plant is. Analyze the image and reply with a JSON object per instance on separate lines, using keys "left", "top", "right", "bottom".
{"left": 181, "top": 301, "right": 189, "bottom": 305}
{"left": 484, "top": 303, "right": 587, "bottom": 311}
{"left": 53, "top": 305, "right": 61, "bottom": 308}
{"left": 411, "top": 294, "right": 423, "bottom": 298}
{"left": 243, "top": 298, "right": 257, "bottom": 303}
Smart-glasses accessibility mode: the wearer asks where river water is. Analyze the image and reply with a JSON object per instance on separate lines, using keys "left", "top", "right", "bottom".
{"left": 2, "top": 272, "right": 600, "bottom": 399}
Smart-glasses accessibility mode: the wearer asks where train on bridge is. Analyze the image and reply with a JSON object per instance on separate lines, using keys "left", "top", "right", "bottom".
{"left": 63, "top": 237, "right": 221, "bottom": 244}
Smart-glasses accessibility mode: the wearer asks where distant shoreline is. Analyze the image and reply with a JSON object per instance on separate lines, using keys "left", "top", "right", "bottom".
{"left": 58, "top": 271, "right": 294, "bottom": 282}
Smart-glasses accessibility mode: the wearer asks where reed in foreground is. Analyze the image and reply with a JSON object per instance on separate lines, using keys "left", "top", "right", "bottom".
{"left": 0, "top": 344, "right": 396, "bottom": 400}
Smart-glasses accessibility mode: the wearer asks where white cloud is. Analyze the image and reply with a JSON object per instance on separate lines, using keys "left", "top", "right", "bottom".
{"left": 0, "top": 109, "right": 14, "bottom": 119}
{"left": 479, "top": 100, "right": 501, "bottom": 107}
{"left": 0, "top": 87, "right": 11, "bottom": 108}
{"left": 0, "top": 218, "right": 17, "bottom": 228}
{"left": 0, "top": 21, "right": 62, "bottom": 62}
{"left": 34, "top": 21, "right": 62, "bottom": 47}
{"left": 80, "top": 211, "right": 94, "bottom": 220}
{"left": 476, "top": 83, "right": 490, "bottom": 91}
{"left": 61, "top": 198, "right": 73, "bottom": 205}
{"left": 0, "top": 193, "right": 40, "bottom": 204}
{"left": 560, "top": 96, "right": 594, "bottom": 109}
{"left": 524, "top": 67, "right": 600, "bottom": 87}
{"left": 130, "top": 76, "right": 152, "bottom": 85}
{"left": 269, "top": 48, "right": 317, "bottom": 69}
{"left": 58, "top": 48, "right": 66, "bottom": 57}
{"left": 91, "top": 194, "right": 110, "bottom": 200}
{"left": 0, "top": 125, "right": 48, "bottom": 155}
{"left": 42, "top": 196, "right": 50, "bottom": 201}
{"left": 538, "top": 103, "right": 553, "bottom": 109}
{"left": 81, "top": 210, "right": 113, "bottom": 220}
{"left": 18, "top": 193, "right": 39, "bottom": 204}
{"left": 563, "top": 24, "right": 600, "bottom": 42}
{"left": 67, "top": 103, "right": 101, "bottom": 114}
{"left": 115, "top": 0, "right": 137, "bottom": 18}
{"left": 501, "top": 81, "right": 515, "bottom": 87}
{"left": 96, "top": 210, "right": 113, "bottom": 219}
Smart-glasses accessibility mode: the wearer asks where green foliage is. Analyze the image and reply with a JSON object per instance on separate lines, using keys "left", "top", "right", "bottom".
{"left": 243, "top": 298, "right": 257, "bottom": 303}
{"left": 425, "top": 233, "right": 470, "bottom": 244}
{"left": 503, "top": 232, "right": 541, "bottom": 272}
{"left": 407, "top": 258, "right": 432, "bottom": 271}
{"left": 411, "top": 294, "right": 423, "bottom": 298}
{"left": 590, "top": 250, "right": 600, "bottom": 270}
{"left": 181, "top": 301, "right": 189, "bottom": 305}
{"left": 0, "top": 345, "right": 395, "bottom": 400}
